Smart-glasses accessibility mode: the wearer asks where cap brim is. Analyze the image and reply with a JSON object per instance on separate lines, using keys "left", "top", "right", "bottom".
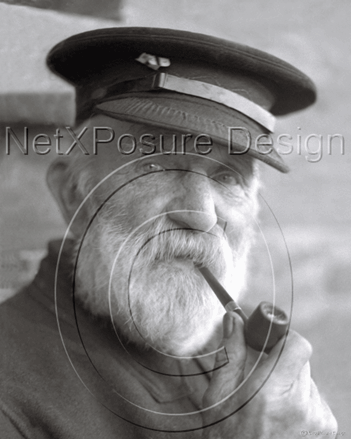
{"left": 95, "top": 94, "right": 290, "bottom": 173}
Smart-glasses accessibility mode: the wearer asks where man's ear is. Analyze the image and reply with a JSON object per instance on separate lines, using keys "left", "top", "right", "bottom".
{"left": 46, "top": 159, "right": 87, "bottom": 236}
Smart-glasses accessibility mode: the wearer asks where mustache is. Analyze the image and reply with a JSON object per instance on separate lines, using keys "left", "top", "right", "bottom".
{"left": 106, "top": 216, "right": 233, "bottom": 271}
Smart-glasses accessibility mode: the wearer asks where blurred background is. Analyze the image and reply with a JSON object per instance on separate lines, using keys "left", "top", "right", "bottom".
{"left": 0, "top": 0, "right": 350, "bottom": 435}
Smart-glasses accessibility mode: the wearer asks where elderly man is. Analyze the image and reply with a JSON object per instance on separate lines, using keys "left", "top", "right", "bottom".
{"left": 0, "top": 28, "right": 337, "bottom": 438}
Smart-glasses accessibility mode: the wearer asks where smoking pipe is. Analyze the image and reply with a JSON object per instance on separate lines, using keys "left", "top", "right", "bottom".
{"left": 196, "top": 265, "right": 289, "bottom": 353}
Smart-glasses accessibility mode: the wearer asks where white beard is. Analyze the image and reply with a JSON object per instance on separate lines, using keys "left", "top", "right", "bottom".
{"left": 75, "top": 212, "right": 254, "bottom": 356}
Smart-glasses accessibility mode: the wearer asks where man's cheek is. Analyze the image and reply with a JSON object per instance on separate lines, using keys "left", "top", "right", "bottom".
{"left": 120, "top": 188, "right": 168, "bottom": 228}
{"left": 224, "top": 223, "right": 246, "bottom": 249}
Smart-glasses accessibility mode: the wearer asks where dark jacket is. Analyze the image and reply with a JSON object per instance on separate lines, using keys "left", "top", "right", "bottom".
{"left": 0, "top": 241, "right": 217, "bottom": 438}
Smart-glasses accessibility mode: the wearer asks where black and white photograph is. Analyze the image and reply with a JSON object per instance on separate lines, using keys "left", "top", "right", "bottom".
{"left": 0, "top": 1, "right": 350, "bottom": 438}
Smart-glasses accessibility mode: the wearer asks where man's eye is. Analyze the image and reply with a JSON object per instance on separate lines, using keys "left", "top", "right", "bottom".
{"left": 140, "top": 163, "right": 165, "bottom": 173}
{"left": 212, "top": 172, "right": 239, "bottom": 185}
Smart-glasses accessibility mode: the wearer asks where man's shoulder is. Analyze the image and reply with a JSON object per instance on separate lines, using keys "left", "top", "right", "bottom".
{"left": 0, "top": 239, "right": 75, "bottom": 341}
{"left": 0, "top": 283, "right": 62, "bottom": 379}
{"left": 0, "top": 282, "right": 57, "bottom": 337}
{"left": 0, "top": 285, "right": 150, "bottom": 439}
{"left": 0, "top": 242, "right": 73, "bottom": 386}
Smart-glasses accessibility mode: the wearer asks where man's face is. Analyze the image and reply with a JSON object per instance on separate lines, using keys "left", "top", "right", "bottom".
{"left": 69, "top": 116, "right": 260, "bottom": 356}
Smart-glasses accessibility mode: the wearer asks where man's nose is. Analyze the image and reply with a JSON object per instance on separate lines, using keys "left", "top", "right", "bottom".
{"left": 166, "top": 172, "right": 217, "bottom": 232}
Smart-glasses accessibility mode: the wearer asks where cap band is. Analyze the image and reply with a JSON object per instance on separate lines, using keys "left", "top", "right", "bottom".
{"left": 155, "top": 73, "right": 276, "bottom": 132}
{"left": 93, "top": 73, "right": 276, "bottom": 132}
